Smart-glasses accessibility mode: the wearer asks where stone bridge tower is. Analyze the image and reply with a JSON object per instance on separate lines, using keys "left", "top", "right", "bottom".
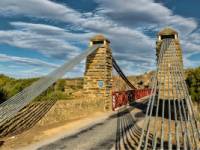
{"left": 156, "top": 27, "right": 184, "bottom": 100}
{"left": 83, "top": 35, "right": 112, "bottom": 110}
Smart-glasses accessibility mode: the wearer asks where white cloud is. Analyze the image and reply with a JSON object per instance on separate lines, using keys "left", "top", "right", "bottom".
{"left": 10, "top": 22, "right": 94, "bottom": 42}
{"left": 0, "top": 53, "right": 58, "bottom": 68}
{"left": 183, "top": 55, "right": 200, "bottom": 69}
{"left": 0, "top": 0, "right": 197, "bottom": 37}
{"left": 0, "top": 0, "right": 154, "bottom": 44}
{"left": 0, "top": 29, "right": 80, "bottom": 58}
{"left": 96, "top": 0, "right": 198, "bottom": 35}
{"left": 0, "top": 0, "right": 199, "bottom": 77}
{"left": 0, "top": 22, "right": 95, "bottom": 59}
{"left": 0, "top": 0, "right": 83, "bottom": 24}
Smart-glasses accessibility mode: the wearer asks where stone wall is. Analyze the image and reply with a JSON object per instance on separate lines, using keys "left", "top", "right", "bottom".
{"left": 37, "top": 99, "right": 105, "bottom": 126}
{"left": 0, "top": 99, "right": 105, "bottom": 137}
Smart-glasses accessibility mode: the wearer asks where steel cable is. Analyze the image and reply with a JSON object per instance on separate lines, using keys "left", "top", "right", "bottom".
{"left": 112, "top": 57, "right": 136, "bottom": 89}
{"left": 137, "top": 38, "right": 167, "bottom": 149}
{"left": 0, "top": 44, "right": 102, "bottom": 125}
{"left": 170, "top": 40, "right": 199, "bottom": 149}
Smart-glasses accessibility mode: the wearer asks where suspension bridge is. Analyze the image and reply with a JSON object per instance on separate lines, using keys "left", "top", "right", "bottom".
{"left": 0, "top": 28, "right": 199, "bottom": 149}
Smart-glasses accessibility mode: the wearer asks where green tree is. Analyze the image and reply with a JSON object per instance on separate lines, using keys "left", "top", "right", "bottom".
{"left": 186, "top": 67, "right": 200, "bottom": 103}
{"left": 0, "top": 88, "right": 8, "bottom": 103}
{"left": 55, "top": 79, "right": 66, "bottom": 92}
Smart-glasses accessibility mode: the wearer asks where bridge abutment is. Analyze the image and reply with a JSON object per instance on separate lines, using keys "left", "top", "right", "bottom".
{"left": 83, "top": 35, "right": 112, "bottom": 111}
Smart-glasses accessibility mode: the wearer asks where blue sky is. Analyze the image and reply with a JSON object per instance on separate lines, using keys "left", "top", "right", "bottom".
{"left": 0, "top": 0, "right": 199, "bottom": 78}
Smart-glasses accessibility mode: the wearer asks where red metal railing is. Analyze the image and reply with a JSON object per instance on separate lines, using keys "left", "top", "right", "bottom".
{"left": 134, "top": 89, "right": 151, "bottom": 100}
{"left": 112, "top": 89, "right": 151, "bottom": 110}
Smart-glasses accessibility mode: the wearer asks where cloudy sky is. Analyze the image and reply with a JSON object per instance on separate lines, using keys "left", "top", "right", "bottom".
{"left": 0, "top": 0, "right": 199, "bottom": 78}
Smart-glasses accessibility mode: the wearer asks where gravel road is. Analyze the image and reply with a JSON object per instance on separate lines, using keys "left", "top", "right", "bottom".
{"left": 37, "top": 105, "right": 144, "bottom": 150}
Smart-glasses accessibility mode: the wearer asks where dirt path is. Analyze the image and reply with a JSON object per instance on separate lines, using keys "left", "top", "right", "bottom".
{"left": 0, "top": 111, "right": 113, "bottom": 150}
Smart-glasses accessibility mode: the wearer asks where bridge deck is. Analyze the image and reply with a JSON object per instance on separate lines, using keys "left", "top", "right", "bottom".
{"left": 0, "top": 101, "right": 148, "bottom": 150}
{"left": 37, "top": 106, "right": 143, "bottom": 150}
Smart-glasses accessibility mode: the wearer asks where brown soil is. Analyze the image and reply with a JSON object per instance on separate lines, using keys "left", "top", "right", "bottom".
{"left": 0, "top": 111, "right": 108, "bottom": 150}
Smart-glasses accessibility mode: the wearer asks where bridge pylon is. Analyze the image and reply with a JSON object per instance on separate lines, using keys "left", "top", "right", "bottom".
{"left": 156, "top": 27, "right": 184, "bottom": 100}
{"left": 137, "top": 27, "right": 200, "bottom": 150}
{"left": 83, "top": 35, "right": 112, "bottom": 111}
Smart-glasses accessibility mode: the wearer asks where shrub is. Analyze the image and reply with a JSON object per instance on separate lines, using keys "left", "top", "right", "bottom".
{"left": 186, "top": 67, "right": 200, "bottom": 103}
{"left": 0, "top": 88, "right": 8, "bottom": 103}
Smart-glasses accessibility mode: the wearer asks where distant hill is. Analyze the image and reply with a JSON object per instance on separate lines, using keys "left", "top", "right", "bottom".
{"left": 113, "top": 67, "right": 200, "bottom": 103}
{"left": 0, "top": 66, "right": 199, "bottom": 103}
{"left": 128, "top": 71, "right": 154, "bottom": 89}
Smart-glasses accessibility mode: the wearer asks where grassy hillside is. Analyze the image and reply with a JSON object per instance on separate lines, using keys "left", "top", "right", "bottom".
{"left": 0, "top": 66, "right": 199, "bottom": 103}
{"left": 127, "top": 68, "right": 200, "bottom": 103}
{"left": 0, "top": 75, "right": 83, "bottom": 103}
{"left": 128, "top": 71, "right": 154, "bottom": 88}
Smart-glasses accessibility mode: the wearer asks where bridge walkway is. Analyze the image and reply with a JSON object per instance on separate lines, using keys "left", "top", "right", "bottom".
{"left": 0, "top": 101, "right": 146, "bottom": 150}
{"left": 35, "top": 101, "right": 146, "bottom": 150}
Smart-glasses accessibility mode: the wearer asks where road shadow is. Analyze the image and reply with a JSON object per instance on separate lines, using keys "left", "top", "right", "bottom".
{"left": 115, "top": 103, "right": 184, "bottom": 149}
{"left": 115, "top": 108, "right": 144, "bottom": 150}
{"left": 130, "top": 101, "right": 148, "bottom": 112}
{"left": 115, "top": 103, "right": 156, "bottom": 150}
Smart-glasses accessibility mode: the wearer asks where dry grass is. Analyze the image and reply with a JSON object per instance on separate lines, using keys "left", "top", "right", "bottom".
{"left": 0, "top": 98, "right": 106, "bottom": 139}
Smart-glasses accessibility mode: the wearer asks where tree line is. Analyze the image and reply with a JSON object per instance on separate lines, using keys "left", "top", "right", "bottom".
{"left": 185, "top": 67, "right": 200, "bottom": 103}
{"left": 0, "top": 66, "right": 199, "bottom": 103}
{"left": 0, "top": 75, "right": 72, "bottom": 104}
